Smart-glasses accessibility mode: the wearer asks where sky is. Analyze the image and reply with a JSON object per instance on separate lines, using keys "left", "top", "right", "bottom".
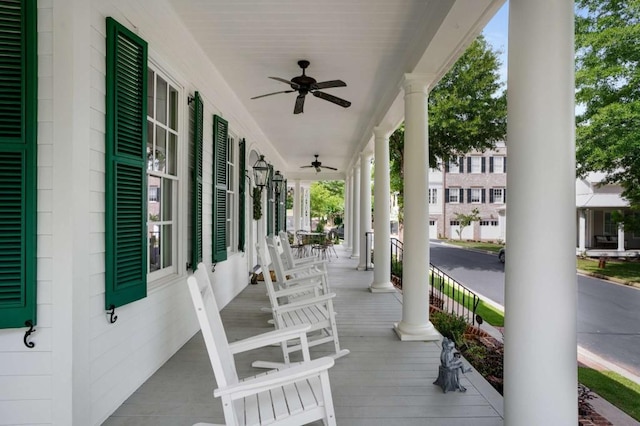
{"left": 482, "top": 1, "right": 509, "bottom": 85}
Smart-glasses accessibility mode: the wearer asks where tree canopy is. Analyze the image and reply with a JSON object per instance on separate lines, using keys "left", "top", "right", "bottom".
{"left": 575, "top": 0, "right": 640, "bottom": 208}
{"left": 310, "top": 181, "right": 344, "bottom": 226}
{"left": 389, "top": 35, "right": 507, "bottom": 216}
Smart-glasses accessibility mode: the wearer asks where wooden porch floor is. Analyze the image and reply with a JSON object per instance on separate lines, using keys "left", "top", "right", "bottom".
{"left": 104, "top": 245, "right": 504, "bottom": 426}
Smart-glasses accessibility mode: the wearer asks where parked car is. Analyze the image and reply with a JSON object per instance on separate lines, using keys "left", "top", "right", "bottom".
{"left": 498, "top": 247, "right": 505, "bottom": 263}
{"left": 330, "top": 223, "right": 344, "bottom": 239}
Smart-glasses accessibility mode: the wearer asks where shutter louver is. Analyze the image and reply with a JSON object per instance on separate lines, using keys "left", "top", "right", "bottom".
{"left": 212, "top": 115, "right": 228, "bottom": 262}
{"left": 191, "top": 92, "right": 203, "bottom": 269}
{"left": 105, "top": 17, "right": 148, "bottom": 309}
{"left": 0, "top": 0, "right": 37, "bottom": 329}
{"left": 238, "top": 138, "right": 246, "bottom": 251}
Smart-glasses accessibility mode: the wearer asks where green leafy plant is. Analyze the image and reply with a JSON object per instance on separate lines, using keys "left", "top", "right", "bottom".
{"left": 430, "top": 310, "right": 468, "bottom": 345}
{"left": 252, "top": 187, "right": 262, "bottom": 220}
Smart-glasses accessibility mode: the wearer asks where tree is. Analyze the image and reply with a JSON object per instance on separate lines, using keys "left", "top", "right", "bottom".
{"left": 310, "top": 180, "right": 344, "bottom": 228}
{"left": 389, "top": 35, "right": 506, "bottom": 223}
{"left": 454, "top": 208, "right": 481, "bottom": 240}
{"left": 575, "top": 0, "right": 640, "bottom": 212}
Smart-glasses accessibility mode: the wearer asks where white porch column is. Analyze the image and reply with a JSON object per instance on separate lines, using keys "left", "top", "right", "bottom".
{"left": 393, "top": 74, "right": 439, "bottom": 341}
{"left": 578, "top": 209, "right": 586, "bottom": 252}
{"left": 344, "top": 173, "right": 351, "bottom": 250}
{"left": 505, "top": 1, "right": 577, "bottom": 425}
{"left": 351, "top": 164, "right": 361, "bottom": 259}
{"left": 293, "top": 180, "right": 301, "bottom": 231}
{"left": 302, "top": 184, "right": 311, "bottom": 231}
{"left": 346, "top": 169, "right": 355, "bottom": 251}
{"left": 357, "top": 152, "right": 373, "bottom": 270}
{"left": 370, "top": 127, "right": 395, "bottom": 292}
{"left": 617, "top": 222, "right": 625, "bottom": 252}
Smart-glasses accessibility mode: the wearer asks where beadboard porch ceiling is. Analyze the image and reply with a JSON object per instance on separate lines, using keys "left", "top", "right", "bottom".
{"left": 168, "top": 0, "right": 504, "bottom": 180}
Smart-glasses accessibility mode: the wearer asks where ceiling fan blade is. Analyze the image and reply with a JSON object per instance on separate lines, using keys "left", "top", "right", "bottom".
{"left": 269, "top": 76, "right": 299, "bottom": 89}
{"left": 300, "top": 165, "right": 314, "bottom": 168}
{"left": 321, "top": 165, "right": 338, "bottom": 171}
{"left": 312, "top": 91, "right": 351, "bottom": 108}
{"left": 250, "top": 90, "right": 295, "bottom": 100}
{"left": 294, "top": 94, "right": 306, "bottom": 114}
{"left": 312, "top": 80, "right": 347, "bottom": 90}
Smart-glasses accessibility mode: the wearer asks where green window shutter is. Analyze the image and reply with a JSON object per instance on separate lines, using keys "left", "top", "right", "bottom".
{"left": 212, "top": 115, "right": 228, "bottom": 262}
{"left": 238, "top": 138, "right": 246, "bottom": 252}
{"left": 266, "top": 165, "right": 274, "bottom": 236}
{"left": 104, "top": 17, "right": 148, "bottom": 309}
{"left": 0, "top": 0, "right": 37, "bottom": 329}
{"left": 191, "top": 92, "right": 203, "bottom": 270}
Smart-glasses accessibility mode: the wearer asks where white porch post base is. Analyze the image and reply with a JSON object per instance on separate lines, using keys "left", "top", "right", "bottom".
{"left": 369, "top": 283, "right": 396, "bottom": 293}
{"left": 393, "top": 321, "right": 440, "bottom": 341}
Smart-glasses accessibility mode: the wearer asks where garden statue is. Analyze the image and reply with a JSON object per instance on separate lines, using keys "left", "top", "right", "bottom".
{"left": 433, "top": 337, "right": 472, "bottom": 393}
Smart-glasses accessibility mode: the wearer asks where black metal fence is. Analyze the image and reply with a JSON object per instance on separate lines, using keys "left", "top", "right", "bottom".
{"left": 389, "top": 237, "right": 482, "bottom": 325}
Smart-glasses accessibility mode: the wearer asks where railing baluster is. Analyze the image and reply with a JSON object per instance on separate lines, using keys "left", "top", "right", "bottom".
{"left": 389, "top": 237, "right": 483, "bottom": 326}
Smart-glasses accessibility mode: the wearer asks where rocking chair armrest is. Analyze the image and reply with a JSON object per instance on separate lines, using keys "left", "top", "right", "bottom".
{"left": 273, "top": 282, "right": 321, "bottom": 297}
{"left": 214, "top": 357, "right": 335, "bottom": 399}
{"left": 282, "top": 271, "right": 326, "bottom": 284}
{"left": 273, "top": 293, "right": 337, "bottom": 312}
{"left": 228, "top": 324, "right": 311, "bottom": 354}
{"left": 283, "top": 264, "right": 325, "bottom": 276}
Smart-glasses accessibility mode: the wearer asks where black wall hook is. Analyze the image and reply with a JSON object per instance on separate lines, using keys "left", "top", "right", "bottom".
{"left": 23, "top": 320, "right": 35, "bottom": 348}
{"left": 107, "top": 305, "right": 118, "bottom": 324}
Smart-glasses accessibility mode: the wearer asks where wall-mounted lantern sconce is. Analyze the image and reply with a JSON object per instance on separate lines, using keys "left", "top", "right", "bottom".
{"left": 272, "top": 170, "right": 285, "bottom": 196}
{"left": 252, "top": 155, "right": 270, "bottom": 191}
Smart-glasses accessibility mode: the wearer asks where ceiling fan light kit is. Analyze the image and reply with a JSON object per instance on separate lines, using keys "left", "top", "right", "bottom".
{"left": 251, "top": 60, "right": 351, "bottom": 114}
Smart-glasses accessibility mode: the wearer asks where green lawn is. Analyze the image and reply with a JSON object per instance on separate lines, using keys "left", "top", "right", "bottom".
{"left": 577, "top": 257, "right": 640, "bottom": 284}
{"left": 578, "top": 367, "right": 640, "bottom": 421}
{"left": 433, "top": 276, "right": 505, "bottom": 327}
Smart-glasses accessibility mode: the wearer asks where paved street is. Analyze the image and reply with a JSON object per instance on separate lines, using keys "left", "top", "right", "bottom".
{"left": 429, "top": 242, "right": 640, "bottom": 378}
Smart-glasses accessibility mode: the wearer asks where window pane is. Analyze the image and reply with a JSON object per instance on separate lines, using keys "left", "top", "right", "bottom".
{"left": 146, "top": 121, "right": 154, "bottom": 171}
{"left": 155, "top": 126, "right": 166, "bottom": 172}
{"left": 162, "top": 224, "right": 172, "bottom": 268}
{"left": 162, "top": 178, "right": 172, "bottom": 221}
{"left": 147, "top": 69, "right": 155, "bottom": 117}
{"left": 167, "top": 132, "right": 177, "bottom": 175}
{"left": 148, "top": 175, "right": 161, "bottom": 220}
{"left": 156, "top": 76, "right": 168, "bottom": 125}
{"left": 471, "top": 157, "right": 481, "bottom": 173}
{"left": 169, "top": 87, "right": 178, "bottom": 131}
{"left": 149, "top": 225, "right": 161, "bottom": 272}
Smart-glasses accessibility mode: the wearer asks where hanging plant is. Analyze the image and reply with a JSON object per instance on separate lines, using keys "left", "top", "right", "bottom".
{"left": 253, "top": 187, "right": 262, "bottom": 220}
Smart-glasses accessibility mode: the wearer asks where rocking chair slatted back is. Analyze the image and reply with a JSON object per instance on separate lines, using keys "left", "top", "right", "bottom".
{"left": 188, "top": 266, "right": 238, "bottom": 389}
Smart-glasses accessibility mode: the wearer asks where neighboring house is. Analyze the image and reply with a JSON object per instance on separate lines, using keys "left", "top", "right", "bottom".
{"left": 576, "top": 172, "right": 640, "bottom": 255}
{"left": 429, "top": 141, "right": 507, "bottom": 241}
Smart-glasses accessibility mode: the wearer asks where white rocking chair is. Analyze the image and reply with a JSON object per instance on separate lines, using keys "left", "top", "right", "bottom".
{"left": 255, "top": 246, "right": 349, "bottom": 370}
{"left": 188, "top": 263, "right": 337, "bottom": 426}
{"left": 278, "top": 231, "right": 328, "bottom": 271}
{"left": 266, "top": 236, "right": 330, "bottom": 297}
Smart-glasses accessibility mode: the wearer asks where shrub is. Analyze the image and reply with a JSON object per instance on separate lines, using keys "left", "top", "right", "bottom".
{"left": 430, "top": 310, "right": 467, "bottom": 344}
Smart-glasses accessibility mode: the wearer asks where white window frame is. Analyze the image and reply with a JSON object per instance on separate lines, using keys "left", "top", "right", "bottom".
{"left": 146, "top": 64, "right": 183, "bottom": 283}
{"left": 470, "top": 156, "right": 482, "bottom": 174}
{"left": 429, "top": 188, "right": 438, "bottom": 204}
{"left": 493, "top": 156, "right": 504, "bottom": 174}
{"left": 470, "top": 188, "right": 482, "bottom": 204}
{"left": 448, "top": 188, "right": 460, "bottom": 204}
{"left": 448, "top": 159, "right": 460, "bottom": 174}
{"left": 492, "top": 188, "right": 504, "bottom": 204}
{"left": 226, "top": 132, "right": 238, "bottom": 253}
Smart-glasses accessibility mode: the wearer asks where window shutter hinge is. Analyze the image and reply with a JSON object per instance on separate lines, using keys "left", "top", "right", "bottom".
{"left": 23, "top": 320, "right": 36, "bottom": 349}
